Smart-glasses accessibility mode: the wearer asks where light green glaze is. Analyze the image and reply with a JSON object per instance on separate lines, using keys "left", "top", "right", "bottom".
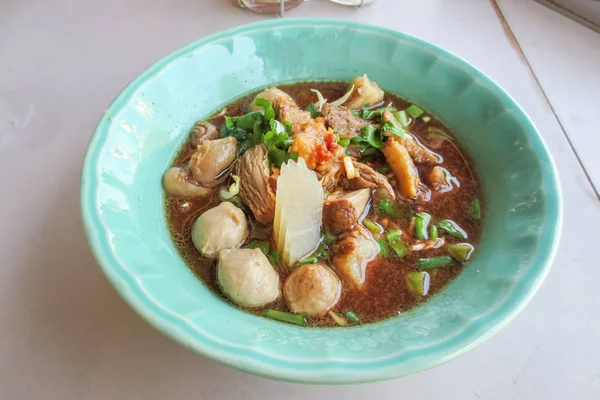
{"left": 81, "top": 19, "right": 562, "bottom": 384}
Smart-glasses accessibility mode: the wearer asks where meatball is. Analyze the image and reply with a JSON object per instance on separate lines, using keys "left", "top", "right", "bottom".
{"left": 283, "top": 264, "right": 342, "bottom": 317}
{"left": 217, "top": 248, "right": 280, "bottom": 308}
{"left": 191, "top": 202, "right": 248, "bottom": 258}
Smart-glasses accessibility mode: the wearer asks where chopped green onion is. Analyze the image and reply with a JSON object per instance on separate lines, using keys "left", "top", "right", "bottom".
{"left": 394, "top": 110, "right": 410, "bottom": 127}
{"left": 472, "top": 198, "right": 481, "bottom": 220}
{"left": 377, "top": 164, "right": 391, "bottom": 174}
{"left": 422, "top": 116, "right": 431, "bottom": 123}
{"left": 436, "top": 220, "right": 468, "bottom": 240}
{"left": 245, "top": 239, "right": 280, "bottom": 265}
{"left": 262, "top": 310, "right": 307, "bottom": 326}
{"left": 386, "top": 229, "right": 409, "bottom": 258}
{"left": 428, "top": 127, "right": 454, "bottom": 141}
{"left": 323, "top": 231, "right": 338, "bottom": 245}
{"left": 218, "top": 174, "right": 241, "bottom": 200}
{"left": 306, "top": 103, "right": 320, "bottom": 118}
{"left": 406, "top": 104, "right": 425, "bottom": 119}
{"left": 338, "top": 138, "right": 350, "bottom": 147}
{"left": 377, "top": 199, "right": 410, "bottom": 219}
{"left": 377, "top": 239, "right": 391, "bottom": 257}
{"left": 447, "top": 243, "right": 475, "bottom": 262}
{"left": 415, "top": 212, "right": 432, "bottom": 240}
{"left": 363, "top": 219, "right": 382, "bottom": 234}
{"left": 344, "top": 311, "right": 360, "bottom": 324}
{"left": 226, "top": 195, "right": 243, "bottom": 209}
{"left": 245, "top": 239, "right": 269, "bottom": 255}
{"left": 297, "top": 243, "right": 327, "bottom": 265}
{"left": 297, "top": 232, "right": 336, "bottom": 265}
{"left": 405, "top": 271, "right": 430, "bottom": 296}
{"left": 359, "top": 125, "right": 384, "bottom": 149}
{"left": 429, "top": 225, "right": 439, "bottom": 240}
{"left": 418, "top": 256, "right": 454, "bottom": 270}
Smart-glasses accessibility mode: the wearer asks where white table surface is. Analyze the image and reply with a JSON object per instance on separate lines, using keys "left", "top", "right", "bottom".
{"left": 1, "top": 0, "right": 599, "bottom": 398}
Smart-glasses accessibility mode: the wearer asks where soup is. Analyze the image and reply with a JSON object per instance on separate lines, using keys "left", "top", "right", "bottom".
{"left": 164, "top": 75, "right": 483, "bottom": 327}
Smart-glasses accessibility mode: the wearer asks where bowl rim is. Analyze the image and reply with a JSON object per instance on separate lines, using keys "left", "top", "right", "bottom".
{"left": 81, "top": 18, "right": 562, "bottom": 384}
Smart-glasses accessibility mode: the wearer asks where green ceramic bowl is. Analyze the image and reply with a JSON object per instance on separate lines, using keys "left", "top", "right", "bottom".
{"left": 81, "top": 19, "right": 561, "bottom": 384}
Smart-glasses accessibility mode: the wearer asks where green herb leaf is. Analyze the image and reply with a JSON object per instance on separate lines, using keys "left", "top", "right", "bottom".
{"left": 234, "top": 111, "right": 264, "bottom": 131}
{"left": 306, "top": 103, "right": 320, "bottom": 118}
{"left": 380, "top": 120, "right": 406, "bottom": 138}
{"left": 269, "top": 149, "right": 298, "bottom": 168}
{"left": 358, "top": 106, "right": 398, "bottom": 120}
{"left": 255, "top": 98, "right": 275, "bottom": 123}
{"left": 360, "top": 125, "right": 384, "bottom": 149}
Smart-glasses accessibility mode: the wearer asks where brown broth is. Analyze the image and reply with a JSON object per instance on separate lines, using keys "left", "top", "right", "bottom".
{"left": 165, "top": 82, "right": 483, "bottom": 327}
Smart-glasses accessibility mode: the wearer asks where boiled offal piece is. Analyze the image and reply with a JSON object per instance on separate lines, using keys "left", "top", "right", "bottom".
{"left": 322, "top": 188, "right": 371, "bottom": 234}
{"left": 188, "top": 137, "right": 237, "bottom": 186}
{"left": 234, "top": 144, "right": 276, "bottom": 225}
{"left": 383, "top": 138, "right": 420, "bottom": 199}
{"left": 283, "top": 263, "right": 342, "bottom": 317}
{"left": 162, "top": 167, "right": 212, "bottom": 198}
{"left": 331, "top": 225, "right": 379, "bottom": 290}
{"left": 382, "top": 110, "right": 438, "bottom": 164}
{"left": 347, "top": 161, "right": 396, "bottom": 200}
{"left": 189, "top": 121, "right": 219, "bottom": 147}
{"left": 343, "top": 74, "right": 385, "bottom": 110}
{"left": 217, "top": 248, "right": 280, "bottom": 308}
{"left": 191, "top": 202, "right": 248, "bottom": 258}
{"left": 321, "top": 103, "right": 369, "bottom": 139}
{"left": 249, "top": 87, "right": 311, "bottom": 129}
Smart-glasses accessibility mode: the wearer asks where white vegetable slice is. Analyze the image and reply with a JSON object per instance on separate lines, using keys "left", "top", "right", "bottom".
{"left": 310, "top": 89, "right": 327, "bottom": 112}
{"left": 274, "top": 157, "right": 324, "bottom": 267}
{"left": 330, "top": 84, "right": 355, "bottom": 107}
